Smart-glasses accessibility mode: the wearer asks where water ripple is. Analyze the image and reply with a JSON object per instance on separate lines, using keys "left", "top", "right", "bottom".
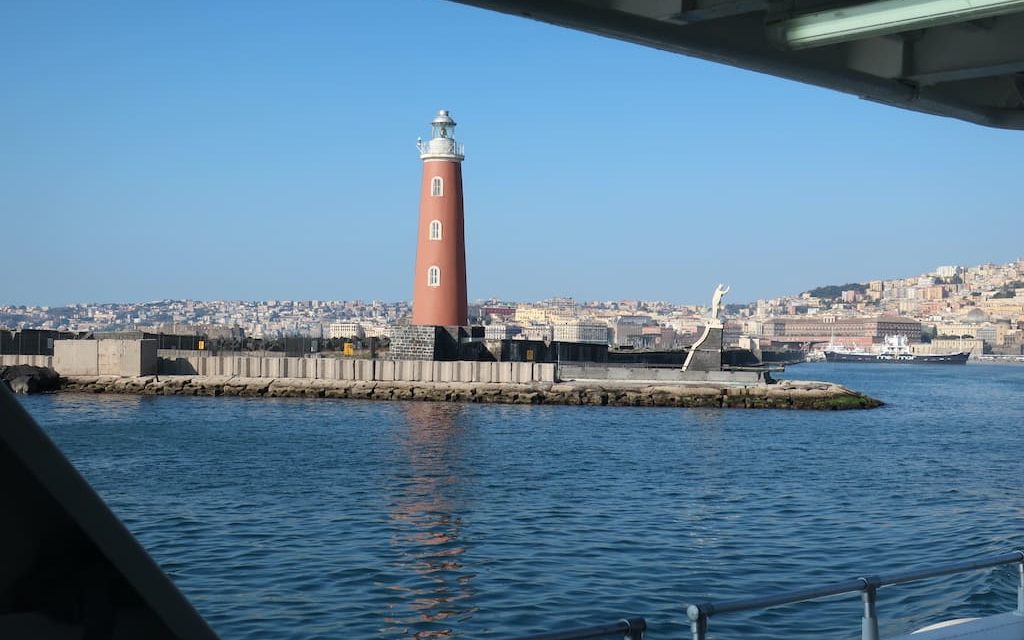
{"left": 19, "top": 363, "right": 1024, "bottom": 638}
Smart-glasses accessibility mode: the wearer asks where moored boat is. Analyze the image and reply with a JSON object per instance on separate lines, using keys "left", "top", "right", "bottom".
{"left": 824, "top": 335, "right": 970, "bottom": 365}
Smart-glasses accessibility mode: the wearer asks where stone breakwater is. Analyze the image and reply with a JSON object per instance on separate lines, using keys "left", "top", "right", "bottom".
{"left": 60, "top": 375, "right": 882, "bottom": 410}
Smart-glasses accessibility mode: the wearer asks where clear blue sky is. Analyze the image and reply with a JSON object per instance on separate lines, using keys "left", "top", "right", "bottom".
{"left": 2, "top": 1, "right": 1020, "bottom": 307}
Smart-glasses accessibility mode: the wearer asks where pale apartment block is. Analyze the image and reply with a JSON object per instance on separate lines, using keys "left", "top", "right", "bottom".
{"left": 514, "top": 306, "right": 549, "bottom": 324}
{"left": 553, "top": 321, "right": 609, "bottom": 345}
{"left": 912, "top": 338, "right": 984, "bottom": 357}
{"left": 981, "top": 298, "right": 1024, "bottom": 319}
{"left": 328, "top": 322, "right": 365, "bottom": 339}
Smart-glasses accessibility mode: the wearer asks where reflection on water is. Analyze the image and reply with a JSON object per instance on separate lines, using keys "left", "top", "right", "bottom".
{"left": 46, "top": 391, "right": 147, "bottom": 416}
{"left": 384, "top": 403, "right": 477, "bottom": 638}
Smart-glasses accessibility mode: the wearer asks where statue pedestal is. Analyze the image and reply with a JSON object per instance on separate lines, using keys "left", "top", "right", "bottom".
{"left": 682, "top": 323, "right": 723, "bottom": 372}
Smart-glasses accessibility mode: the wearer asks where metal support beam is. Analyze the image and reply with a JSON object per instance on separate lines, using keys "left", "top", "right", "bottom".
{"left": 596, "top": 0, "right": 688, "bottom": 21}
{"left": 667, "top": 0, "right": 768, "bottom": 24}
{"left": 905, "top": 13, "right": 1024, "bottom": 85}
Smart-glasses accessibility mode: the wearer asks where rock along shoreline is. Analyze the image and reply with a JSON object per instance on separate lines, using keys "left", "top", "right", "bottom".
{"left": 58, "top": 375, "right": 883, "bottom": 410}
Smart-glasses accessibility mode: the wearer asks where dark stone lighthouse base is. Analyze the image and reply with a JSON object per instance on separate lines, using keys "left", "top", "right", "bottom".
{"left": 389, "top": 325, "right": 487, "bottom": 361}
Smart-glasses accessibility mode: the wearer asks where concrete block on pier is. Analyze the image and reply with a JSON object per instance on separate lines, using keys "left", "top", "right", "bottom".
{"left": 1, "top": 355, "right": 54, "bottom": 368}
{"left": 53, "top": 341, "right": 99, "bottom": 376}
{"left": 287, "top": 357, "right": 311, "bottom": 379}
{"left": 60, "top": 339, "right": 156, "bottom": 377}
{"left": 512, "top": 362, "right": 534, "bottom": 383}
{"left": 536, "top": 363, "right": 555, "bottom": 382}
{"left": 300, "top": 358, "right": 316, "bottom": 379}
{"left": 395, "top": 360, "right": 419, "bottom": 382}
{"left": 262, "top": 358, "right": 284, "bottom": 378}
{"left": 356, "top": 359, "right": 375, "bottom": 381}
{"left": 456, "top": 361, "right": 475, "bottom": 382}
{"left": 205, "top": 356, "right": 222, "bottom": 377}
{"left": 282, "top": 357, "right": 300, "bottom": 378}
{"left": 317, "top": 358, "right": 339, "bottom": 380}
{"left": 377, "top": 360, "right": 396, "bottom": 382}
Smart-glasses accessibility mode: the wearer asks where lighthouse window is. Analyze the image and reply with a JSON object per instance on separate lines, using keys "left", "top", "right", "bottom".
{"left": 429, "top": 220, "right": 442, "bottom": 240}
{"left": 427, "top": 266, "right": 441, "bottom": 287}
{"left": 431, "top": 176, "right": 443, "bottom": 197}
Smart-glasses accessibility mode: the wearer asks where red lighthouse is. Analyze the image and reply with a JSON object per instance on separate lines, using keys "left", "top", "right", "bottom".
{"left": 412, "top": 110, "right": 468, "bottom": 327}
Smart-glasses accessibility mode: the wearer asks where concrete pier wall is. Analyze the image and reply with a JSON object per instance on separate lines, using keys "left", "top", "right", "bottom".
{"left": 4, "top": 351, "right": 766, "bottom": 386}
{"left": 3, "top": 351, "right": 881, "bottom": 410}
{"left": 560, "top": 363, "right": 761, "bottom": 384}
{"left": 154, "top": 354, "right": 556, "bottom": 384}
{"left": 0, "top": 355, "right": 54, "bottom": 368}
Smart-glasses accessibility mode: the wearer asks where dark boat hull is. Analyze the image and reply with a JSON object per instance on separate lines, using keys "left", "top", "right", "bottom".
{"left": 824, "top": 351, "right": 970, "bottom": 364}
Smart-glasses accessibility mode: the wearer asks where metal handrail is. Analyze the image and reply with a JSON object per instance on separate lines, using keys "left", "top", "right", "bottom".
{"left": 511, "top": 616, "right": 646, "bottom": 640}
{"left": 686, "top": 550, "right": 1024, "bottom": 640}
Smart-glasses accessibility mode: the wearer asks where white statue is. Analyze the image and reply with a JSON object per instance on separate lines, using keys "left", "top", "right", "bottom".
{"left": 710, "top": 284, "right": 730, "bottom": 321}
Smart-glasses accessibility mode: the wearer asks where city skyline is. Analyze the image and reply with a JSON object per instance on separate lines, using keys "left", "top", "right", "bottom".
{"left": 1, "top": 254, "right": 1021, "bottom": 310}
{"left": 6, "top": 254, "right": 1015, "bottom": 315}
{"left": 3, "top": 2, "right": 1022, "bottom": 307}
{"left": 5, "top": 255, "right": 1024, "bottom": 356}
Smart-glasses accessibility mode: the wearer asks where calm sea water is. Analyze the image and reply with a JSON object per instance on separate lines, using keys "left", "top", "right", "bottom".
{"left": 18, "top": 363, "right": 1024, "bottom": 639}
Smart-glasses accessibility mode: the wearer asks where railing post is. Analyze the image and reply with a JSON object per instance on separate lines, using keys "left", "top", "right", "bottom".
{"left": 686, "top": 605, "right": 708, "bottom": 640}
{"left": 861, "top": 580, "right": 880, "bottom": 640}
{"left": 1017, "top": 559, "right": 1024, "bottom": 614}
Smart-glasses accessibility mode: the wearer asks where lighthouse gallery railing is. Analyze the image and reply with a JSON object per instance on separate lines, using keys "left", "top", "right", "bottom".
{"left": 417, "top": 139, "right": 464, "bottom": 157}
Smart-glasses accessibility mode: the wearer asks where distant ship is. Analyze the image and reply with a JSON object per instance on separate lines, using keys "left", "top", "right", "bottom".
{"left": 824, "top": 335, "right": 970, "bottom": 364}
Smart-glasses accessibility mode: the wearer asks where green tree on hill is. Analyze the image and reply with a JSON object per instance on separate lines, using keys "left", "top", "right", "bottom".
{"left": 805, "top": 283, "right": 867, "bottom": 300}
